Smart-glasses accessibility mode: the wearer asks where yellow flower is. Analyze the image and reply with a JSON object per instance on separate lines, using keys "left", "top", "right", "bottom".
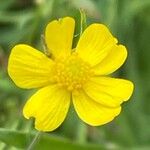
{"left": 8, "top": 17, "right": 134, "bottom": 131}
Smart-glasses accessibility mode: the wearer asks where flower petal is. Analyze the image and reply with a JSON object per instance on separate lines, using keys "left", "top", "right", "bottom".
{"left": 83, "top": 77, "right": 134, "bottom": 108}
{"left": 45, "top": 17, "right": 75, "bottom": 58}
{"left": 76, "top": 24, "right": 117, "bottom": 66}
{"left": 23, "top": 84, "right": 70, "bottom": 131}
{"left": 92, "top": 45, "right": 127, "bottom": 75}
{"left": 8, "top": 44, "right": 54, "bottom": 89}
{"left": 73, "top": 90, "right": 121, "bottom": 126}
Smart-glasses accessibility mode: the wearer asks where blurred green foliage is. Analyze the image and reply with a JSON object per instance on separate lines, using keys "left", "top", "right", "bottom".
{"left": 0, "top": 0, "right": 150, "bottom": 149}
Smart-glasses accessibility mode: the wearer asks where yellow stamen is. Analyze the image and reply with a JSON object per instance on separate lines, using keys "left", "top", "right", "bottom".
{"left": 53, "top": 52, "right": 93, "bottom": 91}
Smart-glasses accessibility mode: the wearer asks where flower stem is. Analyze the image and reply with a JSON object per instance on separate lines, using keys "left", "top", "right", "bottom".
{"left": 27, "top": 131, "right": 41, "bottom": 150}
{"left": 76, "top": 122, "right": 87, "bottom": 144}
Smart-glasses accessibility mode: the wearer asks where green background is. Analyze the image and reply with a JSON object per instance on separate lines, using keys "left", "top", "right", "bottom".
{"left": 0, "top": 0, "right": 150, "bottom": 149}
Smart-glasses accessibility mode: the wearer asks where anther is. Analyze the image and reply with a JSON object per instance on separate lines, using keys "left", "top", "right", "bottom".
{"left": 53, "top": 53, "right": 92, "bottom": 91}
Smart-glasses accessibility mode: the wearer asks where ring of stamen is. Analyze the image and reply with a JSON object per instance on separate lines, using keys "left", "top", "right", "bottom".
{"left": 53, "top": 52, "right": 93, "bottom": 91}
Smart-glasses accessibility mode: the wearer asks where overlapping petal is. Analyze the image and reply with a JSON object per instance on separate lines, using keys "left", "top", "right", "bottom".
{"left": 72, "top": 90, "right": 121, "bottom": 126}
{"left": 8, "top": 44, "right": 55, "bottom": 89}
{"left": 76, "top": 24, "right": 117, "bottom": 66}
{"left": 45, "top": 17, "right": 75, "bottom": 58}
{"left": 23, "top": 84, "right": 70, "bottom": 131}
{"left": 92, "top": 45, "right": 127, "bottom": 75}
{"left": 83, "top": 77, "right": 134, "bottom": 108}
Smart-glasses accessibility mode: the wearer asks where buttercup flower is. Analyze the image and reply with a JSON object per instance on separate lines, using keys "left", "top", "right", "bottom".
{"left": 8, "top": 17, "right": 134, "bottom": 131}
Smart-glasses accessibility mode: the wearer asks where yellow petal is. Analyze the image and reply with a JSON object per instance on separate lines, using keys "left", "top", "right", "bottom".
{"left": 8, "top": 44, "right": 54, "bottom": 89}
{"left": 23, "top": 84, "right": 70, "bottom": 131}
{"left": 45, "top": 17, "right": 75, "bottom": 58}
{"left": 83, "top": 77, "right": 134, "bottom": 108}
{"left": 76, "top": 24, "right": 117, "bottom": 66}
{"left": 73, "top": 90, "right": 121, "bottom": 126}
{"left": 92, "top": 45, "right": 127, "bottom": 75}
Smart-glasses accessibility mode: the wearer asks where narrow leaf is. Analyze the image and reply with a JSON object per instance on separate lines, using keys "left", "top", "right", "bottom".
{"left": 79, "top": 9, "right": 87, "bottom": 36}
{"left": 0, "top": 128, "right": 104, "bottom": 150}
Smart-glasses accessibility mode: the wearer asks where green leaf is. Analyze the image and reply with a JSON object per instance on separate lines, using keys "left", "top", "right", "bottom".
{"left": 72, "top": 9, "right": 87, "bottom": 49}
{"left": 79, "top": 9, "right": 87, "bottom": 36}
{"left": 0, "top": 128, "right": 27, "bottom": 148}
{"left": 0, "top": 128, "right": 104, "bottom": 150}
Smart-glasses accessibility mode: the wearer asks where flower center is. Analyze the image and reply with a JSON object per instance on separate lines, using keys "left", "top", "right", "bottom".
{"left": 53, "top": 52, "right": 93, "bottom": 91}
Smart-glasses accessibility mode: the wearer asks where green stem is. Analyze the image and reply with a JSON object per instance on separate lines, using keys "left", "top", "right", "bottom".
{"left": 76, "top": 122, "right": 87, "bottom": 144}
{"left": 27, "top": 131, "right": 41, "bottom": 150}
